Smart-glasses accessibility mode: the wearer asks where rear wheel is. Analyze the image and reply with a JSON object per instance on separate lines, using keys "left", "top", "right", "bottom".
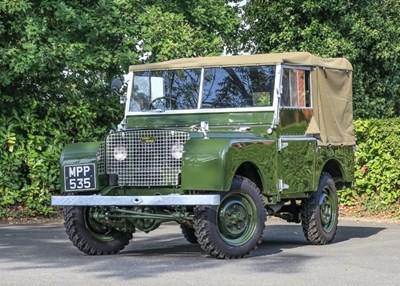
{"left": 64, "top": 206, "right": 132, "bottom": 255}
{"left": 301, "top": 173, "right": 338, "bottom": 244}
{"left": 193, "top": 176, "right": 266, "bottom": 259}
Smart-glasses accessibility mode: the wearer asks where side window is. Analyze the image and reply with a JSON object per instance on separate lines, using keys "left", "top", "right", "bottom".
{"left": 281, "top": 68, "right": 311, "bottom": 108}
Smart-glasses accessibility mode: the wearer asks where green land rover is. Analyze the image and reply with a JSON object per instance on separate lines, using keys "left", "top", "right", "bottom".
{"left": 52, "top": 52, "right": 355, "bottom": 259}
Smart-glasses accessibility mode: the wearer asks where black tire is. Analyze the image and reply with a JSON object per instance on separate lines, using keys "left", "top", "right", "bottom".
{"left": 193, "top": 176, "right": 266, "bottom": 259}
{"left": 180, "top": 224, "right": 198, "bottom": 244}
{"left": 301, "top": 172, "right": 339, "bottom": 245}
{"left": 63, "top": 206, "right": 132, "bottom": 255}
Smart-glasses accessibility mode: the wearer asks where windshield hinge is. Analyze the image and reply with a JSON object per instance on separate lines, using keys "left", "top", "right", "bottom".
{"left": 190, "top": 121, "right": 209, "bottom": 139}
{"left": 117, "top": 119, "right": 126, "bottom": 131}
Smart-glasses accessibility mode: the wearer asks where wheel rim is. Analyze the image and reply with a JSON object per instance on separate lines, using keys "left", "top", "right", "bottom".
{"left": 84, "top": 207, "right": 118, "bottom": 242}
{"left": 319, "top": 186, "right": 337, "bottom": 233}
{"left": 217, "top": 193, "right": 258, "bottom": 246}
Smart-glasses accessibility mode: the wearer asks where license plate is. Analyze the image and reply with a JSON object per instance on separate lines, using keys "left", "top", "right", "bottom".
{"left": 64, "top": 164, "right": 96, "bottom": 191}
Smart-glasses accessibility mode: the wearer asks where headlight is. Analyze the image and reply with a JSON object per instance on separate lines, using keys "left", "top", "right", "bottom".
{"left": 171, "top": 143, "right": 184, "bottom": 159}
{"left": 114, "top": 146, "right": 128, "bottom": 161}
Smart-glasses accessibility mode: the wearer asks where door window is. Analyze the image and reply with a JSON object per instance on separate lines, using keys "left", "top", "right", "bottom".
{"left": 281, "top": 68, "right": 311, "bottom": 108}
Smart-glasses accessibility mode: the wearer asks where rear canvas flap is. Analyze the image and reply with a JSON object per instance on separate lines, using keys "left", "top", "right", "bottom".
{"left": 312, "top": 68, "right": 355, "bottom": 146}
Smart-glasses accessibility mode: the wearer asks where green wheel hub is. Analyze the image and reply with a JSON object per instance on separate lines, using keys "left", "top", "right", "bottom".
{"left": 64, "top": 206, "right": 132, "bottom": 255}
{"left": 85, "top": 207, "right": 118, "bottom": 242}
{"left": 217, "top": 193, "right": 257, "bottom": 246}
{"left": 193, "top": 176, "right": 265, "bottom": 258}
{"left": 319, "top": 187, "right": 337, "bottom": 233}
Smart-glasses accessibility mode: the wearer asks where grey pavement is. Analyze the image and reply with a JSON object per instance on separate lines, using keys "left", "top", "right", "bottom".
{"left": 0, "top": 218, "right": 399, "bottom": 286}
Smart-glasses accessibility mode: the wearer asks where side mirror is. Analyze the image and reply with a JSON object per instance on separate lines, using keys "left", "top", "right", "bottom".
{"left": 111, "top": 78, "right": 123, "bottom": 92}
{"left": 111, "top": 78, "right": 126, "bottom": 104}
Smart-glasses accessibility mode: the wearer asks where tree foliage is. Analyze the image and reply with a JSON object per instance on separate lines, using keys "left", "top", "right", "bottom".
{"left": 242, "top": 0, "right": 400, "bottom": 118}
{"left": 0, "top": 0, "right": 241, "bottom": 105}
{"left": 0, "top": 0, "right": 240, "bottom": 217}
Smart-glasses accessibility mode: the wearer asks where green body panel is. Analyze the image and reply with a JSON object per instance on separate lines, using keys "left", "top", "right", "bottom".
{"left": 125, "top": 111, "right": 274, "bottom": 131}
{"left": 316, "top": 146, "right": 355, "bottom": 183}
{"left": 181, "top": 138, "right": 230, "bottom": 191}
{"left": 124, "top": 111, "right": 280, "bottom": 195}
{"left": 225, "top": 140, "right": 277, "bottom": 195}
{"left": 60, "top": 142, "right": 108, "bottom": 192}
{"left": 278, "top": 140, "right": 316, "bottom": 196}
{"left": 279, "top": 109, "right": 313, "bottom": 134}
{"left": 61, "top": 142, "right": 102, "bottom": 163}
{"left": 181, "top": 137, "right": 276, "bottom": 193}
{"left": 275, "top": 143, "right": 354, "bottom": 200}
{"left": 59, "top": 109, "right": 354, "bottom": 200}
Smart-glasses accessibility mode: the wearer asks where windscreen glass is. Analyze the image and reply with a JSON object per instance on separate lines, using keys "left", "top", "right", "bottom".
{"left": 201, "top": 66, "right": 275, "bottom": 108}
{"left": 129, "top": 65, "right": 275, "bottom": 112}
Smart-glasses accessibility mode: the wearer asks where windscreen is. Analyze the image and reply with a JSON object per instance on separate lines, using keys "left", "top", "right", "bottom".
{"left": 202, "top": 66, "right": 275, "bottom": 108}
{"left": 128, "top": 65, "right": 275, "bottom": 112}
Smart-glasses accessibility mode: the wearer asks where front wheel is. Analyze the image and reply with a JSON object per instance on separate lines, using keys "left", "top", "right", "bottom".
{"left": 301, "top": 173, "right": 339, "bottom": 245}
{"left": 63, "top": 206, "right": 132, "bottom": 255}
{"left": 180, "top": 224, "right": 198, "bottom": 244}
{"left": 193, "top": 176, "right": 266, "bottom": 259}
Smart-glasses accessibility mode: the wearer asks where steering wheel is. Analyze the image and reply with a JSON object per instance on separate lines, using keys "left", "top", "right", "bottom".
{"left": 149, "top": 96, "right": 182, "bottom": 110}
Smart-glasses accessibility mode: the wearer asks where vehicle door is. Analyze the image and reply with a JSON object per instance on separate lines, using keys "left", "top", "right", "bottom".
{"left": 277, "top": 66, "right": 316, "bottom": 196}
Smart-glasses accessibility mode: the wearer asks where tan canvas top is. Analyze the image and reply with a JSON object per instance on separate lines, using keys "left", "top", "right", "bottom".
{"left": 129, "top": 52, "right": 355, "bottom": 146}
{"left": 307, "top": 67, "right": 355, "bottom": 146}
{"left": 129, "top": 52, "right": 352, "bottom": 72}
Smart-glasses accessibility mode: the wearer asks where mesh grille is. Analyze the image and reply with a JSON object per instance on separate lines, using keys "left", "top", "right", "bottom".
{"left": 97, "top": 143, "right": 106, "bottom": 175}
{"left": 106, "top": 130, "right": 189, "bottom": 186}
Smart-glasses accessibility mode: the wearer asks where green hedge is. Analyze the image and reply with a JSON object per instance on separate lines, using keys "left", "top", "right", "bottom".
{"left": 1, "top": 113, "right": 400, "bottom": 218}
{"left": 0, "top": 94, "right": 121, "bottom": 219}
{"left": 338, "top": 118, "right": 400, "bottom": 213}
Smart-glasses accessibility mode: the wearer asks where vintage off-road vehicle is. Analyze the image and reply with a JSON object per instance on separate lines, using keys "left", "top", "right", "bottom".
{"left": 52, "top": 52, "right": 355, "bottom": 259}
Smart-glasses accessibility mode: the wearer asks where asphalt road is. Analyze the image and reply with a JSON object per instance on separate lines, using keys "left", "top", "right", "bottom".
{"left": 1, "top": 218, "right": 399, "bottom": 286}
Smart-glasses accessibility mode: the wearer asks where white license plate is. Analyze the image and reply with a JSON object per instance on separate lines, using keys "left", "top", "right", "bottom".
{"left": 64, "top": 164, "right": 96, "bottom": 191}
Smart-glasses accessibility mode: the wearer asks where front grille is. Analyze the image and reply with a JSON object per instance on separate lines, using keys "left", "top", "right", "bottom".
{"left": 97, "top": 143, "right": 106, "bottom": 175}
{"left": 105, "top": 130, "right": 189, "bottom": 186}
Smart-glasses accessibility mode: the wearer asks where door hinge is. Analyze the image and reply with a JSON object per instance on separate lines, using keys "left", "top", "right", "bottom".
{"left": 278, "top": 138, "right": 289, "bottom": 151}
{"left": 278, "top": 180, "right": 289, "bottom": 193}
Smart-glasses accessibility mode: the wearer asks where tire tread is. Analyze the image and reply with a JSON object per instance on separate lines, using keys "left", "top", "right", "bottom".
{"left": 63, "top": 206, "right": 132, "bottom": 255}
{"left": 193, "top": 176, "right": 266, "bottom": 259}
{"left": 300, "top": 172, "right": 338, "bottom": 245}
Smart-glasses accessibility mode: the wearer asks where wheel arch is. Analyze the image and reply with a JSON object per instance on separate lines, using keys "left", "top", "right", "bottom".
{"left": 322, "top": 159, "right": 343, "bottom": 180}
{"left": 235, "top": 162, "right": 263, "bottom": 193}
{"left": 320, "top": 159, "right": 351, "bottom": 189}
{"left": 316, "top": 146, "right": 355, "bottom": 189}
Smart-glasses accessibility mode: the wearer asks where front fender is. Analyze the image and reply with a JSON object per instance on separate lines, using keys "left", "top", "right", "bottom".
{"left": 181, "top": 138, "right": 231, "bottom": 191}
{"left": 61, "top": 142, "right": 102, "bottom": 164}
{"left": 181, "top": 138, "right": 275, "bottom": 192}
{"left": 60, "top": 142, "right": 104, "bottom": 192}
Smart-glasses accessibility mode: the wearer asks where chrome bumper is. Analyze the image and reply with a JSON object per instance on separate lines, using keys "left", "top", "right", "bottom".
{"left": 51, "top": 194, "right": 220, "bottom": 206}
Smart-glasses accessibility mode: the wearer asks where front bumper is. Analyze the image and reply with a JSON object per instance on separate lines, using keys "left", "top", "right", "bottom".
{"left": 51, "top": 194, "right": 220, "bottom": 206}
